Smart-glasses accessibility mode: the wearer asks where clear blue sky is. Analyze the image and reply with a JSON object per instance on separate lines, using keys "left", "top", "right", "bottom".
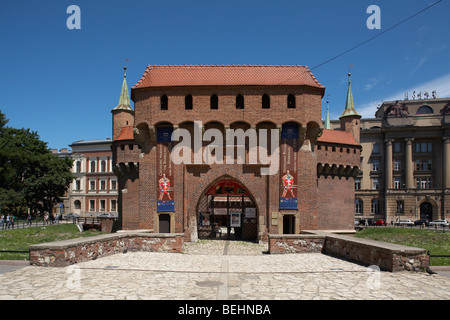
{"left": 1, "top": 0, "right": 449, "bottom": 150}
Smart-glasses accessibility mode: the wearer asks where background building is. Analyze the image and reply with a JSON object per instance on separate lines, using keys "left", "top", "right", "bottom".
{"left": 331, "top": 97, "right": 450, "bottom": 223}
{"left": 68, "top": 139, "right": 118, "bottom": 217}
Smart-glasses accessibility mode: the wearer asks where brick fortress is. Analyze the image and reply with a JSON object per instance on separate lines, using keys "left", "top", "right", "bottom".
{"left": 111, "top": 65, "right": 361, "bottom": 242}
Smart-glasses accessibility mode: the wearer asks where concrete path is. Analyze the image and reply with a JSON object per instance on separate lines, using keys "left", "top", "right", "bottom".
{"left": 0, "top": 240, "right": 449, "bottom": 300}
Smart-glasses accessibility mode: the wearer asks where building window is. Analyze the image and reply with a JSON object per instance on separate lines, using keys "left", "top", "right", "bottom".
{"left": 416, "top": 177, "right": 432, "bottom": 189}
{"left": 394, "top": 159, "right": 401, "bottom": 171}
{"left": 185, "top": 94, "right": 193, "bottom": 110}
{"left": 393, "top": 142, "right": 401, "bottom": 153}
{"left": 89, "top": 180, "right": 96, "bottom": 191}
{"left": 416, "top": 159, "right": 432, "bottom": 171}
{"left": 74, "top": 200, "right": 81, "bottom": 210}
{"left": 236, "top": 94, "right": 244, "bottom": 109}
{"left": 100, "top": 200, "right": 106, "bottom": 212}
{"left": 372, "top": 160, "right": 379, "bottom": 171}
{"left": 210, "top": 94, "right": 218, "bottom": 109}
{"left": 101, "top": 160, "right": 106, "bottom": 172}
{"left": 100, "top": 180, "right": 106, "bottom": 191}
{"left": 394, "top": 177, "right": 401, "bottom": 189}
{"left": 75, "top": 180, "right": 81, "bottom": 191}
{"left": 355, "top": 178, "right": 361, "bottom": 190}
{"left": 417, "top": 105, "right": 434, "bottom": 114}
{"left": 371, "top": 199, "right": 379, "bottom": 214}
{"left": 76, "top": 161, "right": 81, "bottom": 173}
{"left": 90, "top": 160, "right": 96, "bottom": 173}
{"left": 111, "top": 180, "right": 117, "bottom": 191}
{"left": 262, "top": 94, "right": 270, "bottom": 109}
{"left": 111, "top": 200, "right": 117, "bottom": 212}
{"left": 416, "top": 142, "right": 432, "bottom": 153}
{"left": 161, "top": 95, "right": 168, "bottom": 110}
{"left": 372, "top": 143, "right": 379, "bottom": 154}
{"left": 396, "top": 200, "right": 404, "bottom": 214}
{"left": 372, "top": 178, "right": 379, "bottom": 190}
{"left": 355, "top": 199, "right": 363, "bottom": 214}
{"left": 89, "top": 200, "right": 95, "bottom": 211}
{"left": 287, "top": 94, "right": 296, "bottom": 108}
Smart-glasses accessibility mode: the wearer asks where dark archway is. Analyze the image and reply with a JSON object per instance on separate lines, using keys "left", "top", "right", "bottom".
{"left": 420, "top": 202, "right": 433, "bottom": 221}
{"left": 197, "top": 178, "right": 258, "bottom": 241}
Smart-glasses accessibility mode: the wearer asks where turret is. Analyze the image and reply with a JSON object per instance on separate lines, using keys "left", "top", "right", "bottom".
{"left": 339, "top": 73, "right": 361, "bottom": 143}
{"left": 112, "top": 66, "right": 134, "bottom": 140}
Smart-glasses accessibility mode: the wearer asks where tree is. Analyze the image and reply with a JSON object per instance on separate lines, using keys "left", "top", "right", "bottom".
{"left": 0, "top": 110, "right": 73, "bottom": 214}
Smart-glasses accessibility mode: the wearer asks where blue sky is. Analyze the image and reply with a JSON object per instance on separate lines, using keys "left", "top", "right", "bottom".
{"left": 1, "top": 0, "right": 449, "bottom": 150}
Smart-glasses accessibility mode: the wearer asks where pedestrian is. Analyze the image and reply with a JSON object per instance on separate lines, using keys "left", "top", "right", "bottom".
{"left": 44, "top": 212, "right": 48, "bottom": 225}
{"left": 0, "top": 214, "right": 4, "bottom": 230}
{"left": 6, "top": 214, "right": 11, "bottom": 229}
{"left": 27, "top": 213, "right": 32, "bottom": 226}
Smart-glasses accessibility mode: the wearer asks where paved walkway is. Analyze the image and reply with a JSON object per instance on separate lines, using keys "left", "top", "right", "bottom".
{"left": 0, "top": 240, "right": 450, "bottom": 300}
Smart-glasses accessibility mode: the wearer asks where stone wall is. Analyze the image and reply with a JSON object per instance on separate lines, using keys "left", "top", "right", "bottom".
{"left": 268, "top": 232, "right": 429, "bottom": 272}
{"left": 29, "top": 232, "right": 184, "bottom": 267}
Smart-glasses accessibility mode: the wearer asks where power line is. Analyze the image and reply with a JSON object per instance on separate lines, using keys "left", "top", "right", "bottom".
{"left": 310, "top": 0, "right": 443, "bottom": 71}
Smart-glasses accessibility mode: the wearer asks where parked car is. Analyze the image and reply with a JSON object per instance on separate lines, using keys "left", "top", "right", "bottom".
{"left": 63, "top": 213, "right": 79, "bottom": 220}
{"left": 414, "top": 219, "right": 430, "bottom": 226}
{"left": 376, "top": 219, "right": 387, "bottom": 226}
{"left": 429, "top": 220, "right": 449, "bottom": 227}
{"left": 354, "top": 219, "right": 360, "bottom": 226}
{"left": 395, "top": 219, "right": 414, "bottom": 226}
{"left": 98, "top": 213, "right": 115, "bottom": 218}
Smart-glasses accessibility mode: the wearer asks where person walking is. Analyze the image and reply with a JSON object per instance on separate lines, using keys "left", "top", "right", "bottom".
{"left": 6, "top": 214, "right": 11, "bottom": 229}
{"left": 27, "top": 213, "right": 32, "bottom": 226}
{"left": 0, "top": 214, "right": 4, "bottom": 230}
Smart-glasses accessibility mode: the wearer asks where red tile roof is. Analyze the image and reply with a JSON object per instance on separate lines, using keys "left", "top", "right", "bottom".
{"left": 132, "top": 65, "right": 324, "bottom": 89}
{"left": 317, "top": 129, "right": 359, "bottom": 146}
{"left": 116, "top": 126, "right": 134, "bottom": 141}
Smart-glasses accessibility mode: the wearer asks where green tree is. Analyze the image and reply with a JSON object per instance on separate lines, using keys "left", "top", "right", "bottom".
{"left": 0, "top": 110, "right": 73, "bottom": 214}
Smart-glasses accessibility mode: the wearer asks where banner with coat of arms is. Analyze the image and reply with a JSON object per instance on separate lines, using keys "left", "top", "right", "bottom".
{"left": 279, "top": 124, "right": 298, "bottom": 209}
{"left": 157, "top": 127, "right": 174, "bottom": 212}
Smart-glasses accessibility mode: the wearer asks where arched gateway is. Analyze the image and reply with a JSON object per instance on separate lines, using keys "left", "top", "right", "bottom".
{"left": 197, "top": 178, "right": 258, "bottom": 241}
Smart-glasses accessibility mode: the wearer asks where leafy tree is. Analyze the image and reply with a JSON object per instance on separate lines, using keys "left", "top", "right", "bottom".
{"left": 0, "top": 110, "right": 73, "bottom": 215}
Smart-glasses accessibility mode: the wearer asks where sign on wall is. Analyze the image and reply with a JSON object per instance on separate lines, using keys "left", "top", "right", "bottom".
{"left": 279, "top": 124, "right": 298, "bottom": 210}
{"left": 157, "top": 127, "right": 175, "bottom": 212}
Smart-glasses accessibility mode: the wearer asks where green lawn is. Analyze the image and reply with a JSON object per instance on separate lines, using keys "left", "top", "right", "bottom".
{"left": 0, "top": 224, "right": 103, "bottom": 260}
{"left": 355, "top": 227, "right": 450, "bottom": 266}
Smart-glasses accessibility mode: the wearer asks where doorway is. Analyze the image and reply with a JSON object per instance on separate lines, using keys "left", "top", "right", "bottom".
{"left": 420, "top": 202, "right": 433, "bottom": 221}
{"left": 197, "top": 179, "right": 257, "bottom": 241}
{"left": 159, "top": 214, "right": 171, "bottom": 233}
{"left": 283, "top": 215, "right": 295, "bottom": 234}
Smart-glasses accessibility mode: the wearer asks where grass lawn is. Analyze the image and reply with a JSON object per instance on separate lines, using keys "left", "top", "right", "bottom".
{"left": 355, "top": 227, "right": 450, "bottom": 266}
{"left": 0, "top": 224, "right": 103, "bottom": 260}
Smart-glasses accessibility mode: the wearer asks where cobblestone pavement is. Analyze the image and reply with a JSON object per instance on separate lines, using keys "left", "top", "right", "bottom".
{"left": 0, "top": 240, "right": 450, "bottom": 300}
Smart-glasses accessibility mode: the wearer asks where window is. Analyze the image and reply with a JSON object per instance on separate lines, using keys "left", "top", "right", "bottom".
{"left": 287, "top": 94, "right": 296, "bottom": 108}
{"left": 89, "top": 180, "right": 96, "bottom": 191}
{"left": 416, "top": 159, "right": 432, "bottom": 171}
{"left": 416, "top": 177, "right": 432, "bottom": 189}
{"left": 75, "top": 180, "right": 81, "bottom": 191}
{"left": 416, "top": 142, "right": 432, "bottom": 153}
{"left": 371, "top": 199, "right": 379, "bottom": 214}
{"left": 161, "top": 95, "right": 168, "bottom": 110}
{"left": 185, "top": 94, "right": 193, "bottom": 110}
{"left": 101, "top": 160, "right": 106, "bottom": 172}
{"left": 236, "top": 94, "right": 244, "bottom": 109}
{"left": 111, "top": 200, "right": 117, "bottom": 212}
{"left": 372, "top": 143, "right": 379, "bottom": 154}
{"left": 76, "top": 161, "right": 81, "bottom": 173}
{"left": 100, "top": 200, "right": 106, "bottom": 212}
{"left": 394, "top": 177, "right": 401, "bottom": 189}
{"left": 74, "top": 200, "right": 81, "bottom": 210}
{"left": 372, "top": 178, "right": 379, "bottom": 190}
{"left": 89, "top": 200, "right": 95, "bottom": 211}
{"left": 262, "top": 94, "right": 270, "bottom": 109}
{"left": 111, "top": 180, "right": 117, "bottom": 191}
{"left": 396, "top": 200, "right": 404, "bottom": 214}
{"left": 355, "top": 199, "right": 363, "bottom": 214}
{"left": 100, "top": 180, "right": 106, "bottom": 191}
{"left": 355, "top": 178, "right": 361, "bottom": 190}
{"left": 394, "top": 142, "right": 401, "bottom": 153}
{"left": 394, "top": 159, "right": 401, "bottom": 171}
{"left": 417, "top": 105, "right": 434, "bottom": 114}
{"left": 210, "top": 94, "right": 218, "bottom": 109}
{"left": 372, "top": 160, "right": 379, "bottom": 171}
{"left": 90, "top": 160, "right": 96, "bottom": 173}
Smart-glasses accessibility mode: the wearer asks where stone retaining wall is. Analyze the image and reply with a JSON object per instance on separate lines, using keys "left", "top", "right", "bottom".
{"left": 268, "top": 231, "right": 429, "bottom": 272}
{"left": 29, "top": 232, "right": 184, "bottom": 267}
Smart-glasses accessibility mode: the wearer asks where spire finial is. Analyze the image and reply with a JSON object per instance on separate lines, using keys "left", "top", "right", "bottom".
{"left": 324, "top": 94, "right": 331, "bottom": 129}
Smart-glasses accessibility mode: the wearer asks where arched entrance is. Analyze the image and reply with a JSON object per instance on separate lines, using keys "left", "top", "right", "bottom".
{"left": 197, "top": 179, "right": 258, "bottom": 241}
{"left": 420, "top": 201, "right": 433, "bottom": 221}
